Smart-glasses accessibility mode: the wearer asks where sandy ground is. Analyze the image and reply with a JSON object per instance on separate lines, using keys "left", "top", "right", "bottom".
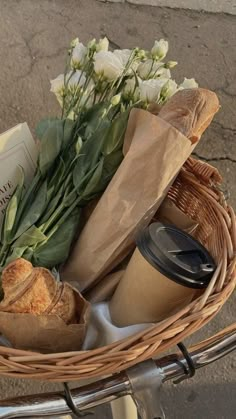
{"left": 0, "top": 1, "right": 235, "bottom": 418}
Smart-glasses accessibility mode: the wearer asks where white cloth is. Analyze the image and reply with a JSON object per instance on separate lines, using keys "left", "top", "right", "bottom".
{"left": 83, "top": 302, "right": 153, "bottom": 350}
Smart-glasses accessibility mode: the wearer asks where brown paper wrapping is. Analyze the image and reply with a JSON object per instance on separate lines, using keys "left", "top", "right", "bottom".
{"left": 85, "top": 270, "right": 125, "bottom": 303}
{"left": 0, "top": 285, "right": 90, "bottom": 353}
{"left": 63, "top": 109, "right": 195, "bottom": 292}
{"left": 156, "top": 197, "right": 199, "bottom": 234}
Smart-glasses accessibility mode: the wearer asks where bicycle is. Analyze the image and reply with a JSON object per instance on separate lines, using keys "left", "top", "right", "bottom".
{"left": 0, "top": 323, "right": 235, "bottom": 419}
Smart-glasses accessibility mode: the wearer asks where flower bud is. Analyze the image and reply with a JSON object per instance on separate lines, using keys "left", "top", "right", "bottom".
{"left": 161, "top": 79, "right": 178, "bottom": 100}
{"left": 136, "top": 49, "right": 147, "bottom": 60}
{"left": 96, "top": 37, "right": 109, "bottom": 52}
{"left": 179, "top": 77, "right": 198, "bottom": 89}
{"left": 87, "top": 38, "right": 97, "bottom": 52}
{"left": 111, "top": 93, "right": 121, "bottom": 106}
{"left": 71, "top": 43, "right": 87, "bottom": 69}
{"left": 151, "top": 39, "right": 169, "bottom": 60}
{"left": 70, "top": 38, "right": 79, "bottom": 48}
{"left": 75, "top": 136, "right": 83, "bottom": 154}
{"left": 165, "top": 60, "right": 178, "bottom": 69}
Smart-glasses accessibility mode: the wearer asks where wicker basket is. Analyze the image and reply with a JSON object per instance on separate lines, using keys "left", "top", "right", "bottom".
{"left": 0, "top": 157, "right": 235, "bottom": 382}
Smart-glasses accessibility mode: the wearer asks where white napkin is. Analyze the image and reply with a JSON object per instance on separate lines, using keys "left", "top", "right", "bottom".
{"left": 83, "top": 302, "right": 153, "bottom": 350}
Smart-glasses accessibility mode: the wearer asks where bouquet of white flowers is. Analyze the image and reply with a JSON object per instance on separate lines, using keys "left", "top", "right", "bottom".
{"left": 0, "top": 36, "right": 197, "bottom": 292}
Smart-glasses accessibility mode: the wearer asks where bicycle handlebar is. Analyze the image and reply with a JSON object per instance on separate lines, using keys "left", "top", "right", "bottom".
{"left": 0, "top": 323, "right": 235, "bottom": 418}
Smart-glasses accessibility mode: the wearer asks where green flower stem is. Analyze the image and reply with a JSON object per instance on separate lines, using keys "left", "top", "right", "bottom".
{"left": 13, "top": 170, "right": 42, "bottom": 234}
{"left": 0, "top": 243, "right": 9, "bottom": 265}
{"left": 40, "top": 200, "right": 66, "bottom": 235}
{"left": 61, "top": 68, "right": 75, "bottom": 118}
{"left": 37, "top": 195, "right": 82, "bottom": 249}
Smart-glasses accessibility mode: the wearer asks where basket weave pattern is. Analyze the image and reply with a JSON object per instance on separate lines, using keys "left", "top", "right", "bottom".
{"left": 0, "top": 158, "right": 235, "bottom": 382}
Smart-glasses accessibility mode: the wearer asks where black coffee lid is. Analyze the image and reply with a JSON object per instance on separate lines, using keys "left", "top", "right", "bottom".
{"left": 137, "top": 222, "right": 215, "bottom": 289}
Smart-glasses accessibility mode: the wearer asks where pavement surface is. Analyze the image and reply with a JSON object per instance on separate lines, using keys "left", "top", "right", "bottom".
{"left": 0, "top": 1, "right": 235, "bottom": 418}
{"left": 102, "top": 0, "right": 236, "bottom": 15}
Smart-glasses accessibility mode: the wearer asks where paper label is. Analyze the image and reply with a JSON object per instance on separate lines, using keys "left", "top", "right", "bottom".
{"left": 0, "top": 123, "right": 38, "bottom": 222}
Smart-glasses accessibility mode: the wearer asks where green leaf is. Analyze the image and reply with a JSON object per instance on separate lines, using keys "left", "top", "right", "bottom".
{"left": 32, "top": 209, "right": 81, "bottom": 268}
{"left": 81, "top": 158, "right": 104, "bottom": 199}
{"left": 4, "top": 246, "right": 28, "bottom": 266}
{"left": 62, "top": 119, "right": 75, "bottom": 149}
{"left": 12, "top": 171, "right": 42, "bottom": 238}
{"left": 39, "top": 120, "right": 64, "bottom": 175}
{"left": 103, "top": 110, "right": 129, "bottom": 155}
{"left": 47, "top": 157, "right": 66, "bottom": 199}
{"left": 64, "top": 187, "right": 77, "bottom": 207}
{"left": 13, "top": 180, "right": 48, "bottom": 240}
{"left": 35, "top": 118, "right": 59, "bottom": 140}
{"left": 72, "top": 121, "right": 110, "bottom": 192}
{"left": 99, "top": 149, "right": 123, "bottom": 190}
{"left": 12, "top": 225, "right": 47, "bottom": 248}
{"left": 82, "top": 102, "right": 109, "bottom": 138}
{"left": 2, "top": 167, "right": 25, "bottom": 243}
{"left": 40, "top": 183, "right": 66, "bottom": 223}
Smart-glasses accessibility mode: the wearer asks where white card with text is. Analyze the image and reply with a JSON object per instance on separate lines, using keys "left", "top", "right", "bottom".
{"left": 0, "top": 123, "right": 38, "bottom": 223}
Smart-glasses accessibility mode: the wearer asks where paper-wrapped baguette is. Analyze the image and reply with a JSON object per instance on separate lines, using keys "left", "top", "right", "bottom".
{"left": 63, "top": 88, "right": 219, "bottom": 292}
{"left": 158, "top": 88, "right": 219, "bottom": 143}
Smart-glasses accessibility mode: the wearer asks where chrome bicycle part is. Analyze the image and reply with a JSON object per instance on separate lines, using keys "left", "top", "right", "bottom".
{"left": 127, "top": 359, "right": 165, "bottom": 419}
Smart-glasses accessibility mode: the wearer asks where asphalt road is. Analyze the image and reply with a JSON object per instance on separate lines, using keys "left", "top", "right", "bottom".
{"left": 0, "top": 1, "right": 235, "bottom": 418}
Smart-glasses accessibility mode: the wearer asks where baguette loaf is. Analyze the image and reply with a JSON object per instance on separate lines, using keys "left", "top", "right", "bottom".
{"left": 158, "top": 88, "right": 220, "bottom": 143}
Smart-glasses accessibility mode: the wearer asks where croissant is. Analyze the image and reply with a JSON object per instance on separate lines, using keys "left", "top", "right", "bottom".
{"left": 0, "top": 259, "right": 76, "bottom": 324}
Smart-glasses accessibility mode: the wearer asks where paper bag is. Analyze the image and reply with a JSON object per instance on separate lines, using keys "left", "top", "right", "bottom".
{"left": 156, "top": 197, "right": 199, "bottom": 234}
{"left": 63, "top": 109, "right": 195, "bottom": 291}
{"left": 0, "top": 285, "right": 90, "bottom": 353}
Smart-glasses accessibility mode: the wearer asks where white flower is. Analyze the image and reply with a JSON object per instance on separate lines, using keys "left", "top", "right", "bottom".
{"left": 94, "top": 51, "right": 124, "bottom": 81}
{"left": 68, "top": 70, "right": 86, "bottom": 90}
{"left": 179, "top": 77, "right": 198, "bottom": 90}
{"left": 79, "top": 80, "right": 95, "bottom": 109}
{"left": 161, "top": 79, "right": 178, "bottom": 100}
{"left": 114, "top": 49, "right": 141, "bottom": 75}
{"left": 138, "top": 60, "right": 158, "bottom": 79}
{"left": 151, "top": 39, "right": 169, "bottom": 60}
{"left": 137, "top": 59, "right": 171, "bottom": 80}
{"left": 71, "top": 42, "right": 87, "bottom": 68}
{"left": 158, "top": 68, "right": 171, "bottom": 79}
{"left": 123, "top": 77, "right": 140, "bottom": 101}
{"left": 124, "top": 78, "right": 136, "bottom": 94}
{"left": 114, "top": 49, "right": 132, "bottom": 66}
{"left": 96, "top": 37, "right": 109, "bottom": 52}
{"left": 50, "top": 74, "right": 65, "bottom": 95}
{"left": 86, "top": 79, "right": 95, "bottom": 94}
{"left": 139, "top": 78, "right": 168, "bottom": 103}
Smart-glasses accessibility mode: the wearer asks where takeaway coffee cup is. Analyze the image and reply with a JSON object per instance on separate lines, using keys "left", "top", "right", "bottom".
{"left": 109, "top": 222, "right": 215, "bottom": 326}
